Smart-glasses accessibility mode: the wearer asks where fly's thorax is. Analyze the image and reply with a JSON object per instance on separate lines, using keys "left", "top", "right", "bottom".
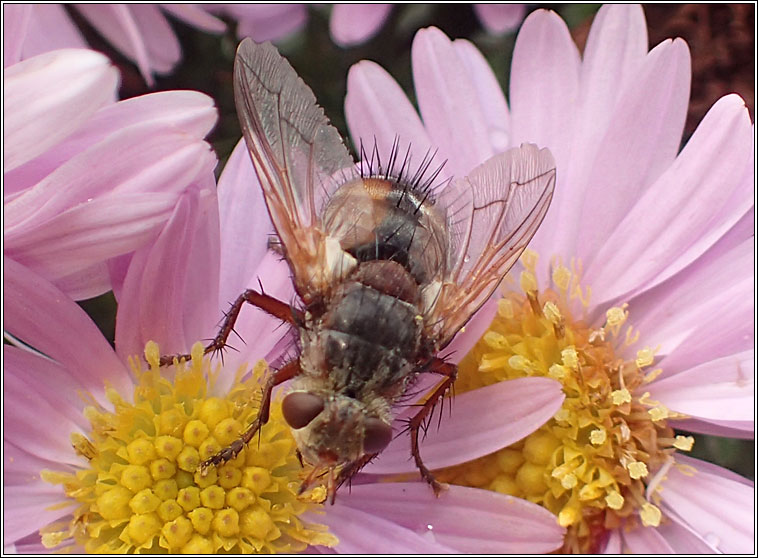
{"left": 320, "top": 177, "right": 448, "bottom": 286}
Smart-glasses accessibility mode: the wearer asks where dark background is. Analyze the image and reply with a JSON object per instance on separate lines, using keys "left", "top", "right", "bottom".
{"left": 72, "top": 4, "right": 755, "bottom": 481}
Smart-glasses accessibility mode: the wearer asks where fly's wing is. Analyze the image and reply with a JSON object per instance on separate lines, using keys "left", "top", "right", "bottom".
{"left": 430, "top": 143, "right": 556, "bottom": 348}
{"left": 234, "top": 38, "right": 360, "bottom": 302}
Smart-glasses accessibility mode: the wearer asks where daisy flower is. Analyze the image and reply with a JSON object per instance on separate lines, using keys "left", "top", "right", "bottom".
{"left": 3, "top": 136, "right": 566, "bottom": 554}
{"left": 3, "top": 4, "right": 225, "bottom": 85}
{"left": 3, "top": 45, "right": 217, "bottom": 300}
{"left": 329, "top": 4, "right": 527, "bottom": 48}
{"left": 205, "top": 5, "right": 307, "bottom": 43}
{"left": 3, "top": 4, "right": 305, "bottom": 85}
{"left": 344, "top": 4, "right": 754, "bottom": 553}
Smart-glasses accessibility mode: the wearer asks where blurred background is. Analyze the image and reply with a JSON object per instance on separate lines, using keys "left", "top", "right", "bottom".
{"left": 69, "top": 4, "right": 754, "bottom": 481}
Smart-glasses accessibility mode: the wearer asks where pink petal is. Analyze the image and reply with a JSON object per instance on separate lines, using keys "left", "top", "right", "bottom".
{"left": 5, "top": 533, "right": 54, "bottom": 555}
{"left": 636, "top": 100, "right": 753, "bottom": 297}
{"left": 509, "top": 9, "right": 580, "bottom": 181}
{"left": 74, "top": 4, "right": 179, "bottom": 83}
{"left": 177, "top": 181, "right": 222, "bottom": 352}
{"left": 669, "top": 418, "right": 754, "bottom": 439}
{"left": 129, "top": 4, "right": 183, "bottom": 71}
{"left": 335, "top": 483, "right": 565, "bottom": 553}
{"left": 536, "top": 4, "right": 647, "bottom": 260}
{"left": 647, "top": 350, "right": 753, "bottom": 424}
{"left": 585, "top": 94, "right": 753, "bottom": 304}
{"left": 6, "top": 90, "right": 218, "bottom": 195}
{"left": 580, "top": 5, "right": 648, "bottom": 124}
{"left": 217, "top": 139, "right": 272, "bottom": 308}
{"left": 160, "top": 4, "right": 226, "bottom": 33}
{"left": 330, "top": 4, "right": 392, "bottom": 47}
{"left": 345, "top": 60, "right": 432, "bottom": 167}
{"left": 574, "top": 38, "right": 691, "bottom": 269}
{"left": 20, "top": 4, "right": 88, "bottom": 59}
{"left": 3, "top": 484, "right": 67, "bottom": 541}
{"left": 602, "top": 528, "right": 622, "bottom": 553}
{"left": 3, "top": 48, "right": 118, "bottom": 172}
{"left": 412, "top": 27, "right": 495, "bottom": 177}
{"left": 656, "top": 514, "right": 721, "bottom": 553}
{"left": 452, "top": 38, "right": 511, "bottom": 152}
{"left": 3, "top": 4, "right": 32, "bottom": 66}
{"left": 3, "top": 257, "right": 132, "bottom": 401}
{"left": 116, "top": 185, "right": 220, "bottom": 361}
{"left": 620, "top": 524, "right": 674, "bottom": 553}
{"left": 508, "top": 10, "right": 579, "bottom": 262}
{"left": 4, "top": 346, "right": 91, "bottom": 432}
{"left": 6, "top": 192, "right": 184, "bottom": 295}
{"left": 659, "top": 455, "right": 754, "bottom": 553}
{"left": 674, "top": 453, "right": 753, "bottom": 488}
{"left": 5, "top": 123, "right": 216, "bottom": 235}
{"left": 84, "top": 90, "right": 217, "bottom": 147}
{"left": 106, "top": 252, "right": 135, "bottom": 302}
{"left": 4, "top": 439, "right": 75, "bottom": 488}
{"left": 317, "top": 501, "right": 454, "bottom": 553}
{"left": 632, "top": 237, "right": 753, "bottom": 373}
{"left": 215, "top": 139, "right": 299, "bottom": 378}
{"left": 217, "top": 4, "right": 307, "bottom": 42}
{"left": 53, "top": 261, "right": 112, "bottom": 302}
{"left": 442, "top": 297, "right": 498, "bottom": 364}
{"left": 73, "top": 4, "right": 153, "bottom": 84}
{"left": 366, "top": 377, "right": 564, "bottom": 474}
{"left": 473, "top": 4, "right": 527, "bottom": 34}
{"left": 5, "top": 352, "right": 92, "bottom": 467}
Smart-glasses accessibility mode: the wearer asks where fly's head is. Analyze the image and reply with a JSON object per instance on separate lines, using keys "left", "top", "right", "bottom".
{"left": 281, "top": 389, "right": 393, "bottom": 499}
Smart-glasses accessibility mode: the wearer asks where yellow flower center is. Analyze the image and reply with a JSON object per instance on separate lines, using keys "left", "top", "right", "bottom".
{"left": 40, "top": 342, "right": 337, "bottom": 554}
{"left": 435, "top": 251, "right": 692, "bottom": 553}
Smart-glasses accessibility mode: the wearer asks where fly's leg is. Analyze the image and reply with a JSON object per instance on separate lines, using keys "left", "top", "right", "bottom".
{"left": 332, "top": 452, "right": 379, "bottom": 502}
{"left": 159, "top": 289, "right": 302, "bottom": 366}
{"left": 198, "top": 359, "right": 300, "bottom": 474}
{"left": 409, "top": 358, "right": 457, "bottom": 496}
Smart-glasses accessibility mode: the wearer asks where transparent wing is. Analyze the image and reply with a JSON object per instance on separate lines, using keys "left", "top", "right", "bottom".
{"left": 431, "top": 143, "right": 556, "bottom": 348}
{"left": 234, "top": 38, "right": 359, "bottom": 301}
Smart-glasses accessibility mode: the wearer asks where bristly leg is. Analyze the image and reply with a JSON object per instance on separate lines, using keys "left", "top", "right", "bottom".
{"left": 158, "top": 289, "right": 302, "bottom": 366}
{"left": 335, "top": 452, "right": 378, "bottom": 492}
{"left": 198, "top": 359, "right": 301, "bottom": 474}
{"left": 409, "top": 358, "right": 457, "bottom": 495}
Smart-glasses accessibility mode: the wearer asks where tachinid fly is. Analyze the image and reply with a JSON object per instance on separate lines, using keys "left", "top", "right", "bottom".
{"left": 160, "top": 38, "right": 556, "bottom": 503}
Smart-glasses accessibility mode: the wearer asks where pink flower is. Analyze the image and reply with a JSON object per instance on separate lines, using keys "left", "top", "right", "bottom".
{"left": 344, "top": 4, "right": 753, "bottom": 553}
{"left": 3, "top": 132, "right": 567, "bottom": 553}
{"left": 3, "top": 4, "right": 306, "bottom": 85}
{"left": 204, "top": 4, "right": 307, "bottom": 43}
{"left": 473, "top": 4, "right": 528, "bottom": 35}
{"left": 3, "top": 46, "right": 218, "bottom": 300}
{"left": 329, "top": 4, "right": 526, "bottom": 48}
{"left": 329, "top": 4, "right": 393, "bottom": 47}
{"left": 3, "top": 4, "right": 226, "bottom": 85}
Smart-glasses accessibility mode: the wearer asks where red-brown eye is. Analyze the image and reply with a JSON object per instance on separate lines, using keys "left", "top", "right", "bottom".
{"left": 363, "top": 418, "right": 393, "bottom": 454}
{"left": 282, "top": 392, "right": 324, "bottom": 429}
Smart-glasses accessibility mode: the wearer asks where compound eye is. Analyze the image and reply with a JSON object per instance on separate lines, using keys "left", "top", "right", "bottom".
{"left": 363, "top": 418, "right": 393, "bottom": 454}
{"left": 282, "top": 392, "right": 324, "bottom": 429}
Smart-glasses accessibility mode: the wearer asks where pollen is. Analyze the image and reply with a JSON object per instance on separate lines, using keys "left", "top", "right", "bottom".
{"left": 589, "top": 429, "right": 606, "bottom": 445}
{"left": 39, "top": 342, "right": 337, "bottom": 554}
{"left": 611, "top": 388, "right": 632, "bottom": 405}
{"left": 627, "top": 461, "right": 649, "bottom": 479}
{"left": 433, "top": 255, "right": 691, "bottom": 553}
{"left": 673, "top": 435, "right": 695, "bottom": 451}
{"left": 640, "top": 503, "right": 662, "bottom": 527}
{"left": 520, "top": 270, "right": 538, "bottom": 294}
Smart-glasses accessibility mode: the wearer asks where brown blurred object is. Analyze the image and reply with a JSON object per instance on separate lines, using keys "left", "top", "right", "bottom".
{"left": 645, "top": 4, "right": 754, "bottom": 136}
{"left": 572, "top": 5, "right": 755, "bottom": 137}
